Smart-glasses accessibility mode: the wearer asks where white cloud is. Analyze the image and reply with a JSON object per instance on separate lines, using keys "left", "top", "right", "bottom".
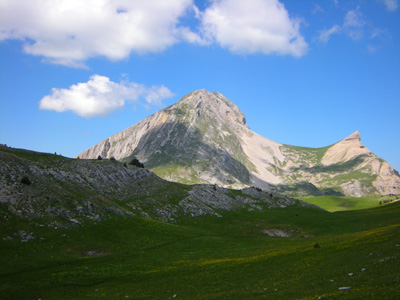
{"left": 379, "top": 0, "right": 398, "bottom": 11}
{"left": 0, "top": 0, "right": 309, "bottom": 66}
{"left": 39, "top": 75, "right": 174, "bottom": 117}
{"left": 317, "top": 8, "right": 366, "bottom": 43}
{"left": 0, "top": 0, "right": 199, "bottom": 67}
{"left": 344, "top": 9, "right": 365, "bottom": 28}
{"left": 199, "top": 0, "right": 308, "bottom": 57}
{"left": 343, "top": 8, "right": 365, "bottom": 40}
{"left": 318, "top": 25, "right": 341, "bottom": 43}
{"left": 144, "top": 86, "right": 175, "bottom": 106}
{"left": 175, "top": 26, "right": 209, "bottom": 45}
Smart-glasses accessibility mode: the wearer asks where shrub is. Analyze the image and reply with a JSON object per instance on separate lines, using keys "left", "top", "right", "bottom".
{"left": 97, "top": 155, "right": 102, "bottom": 160}
{"left": 21, "top": 176, "right": 31, "bottom": 185}
{"left": 129, "top": 158, "right": 144, "bottom": 168}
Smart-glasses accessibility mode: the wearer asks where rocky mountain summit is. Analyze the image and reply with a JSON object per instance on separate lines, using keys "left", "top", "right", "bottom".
{"left": 78, "top": 89, "right": 400, "bottom": 197}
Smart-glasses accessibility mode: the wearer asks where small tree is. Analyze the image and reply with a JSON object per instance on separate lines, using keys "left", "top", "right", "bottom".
{"left": 97, "top": 155, "right": 102, "bottom": 160}
{"left": 129, "top": 157, "right": 144, "bottom": 168}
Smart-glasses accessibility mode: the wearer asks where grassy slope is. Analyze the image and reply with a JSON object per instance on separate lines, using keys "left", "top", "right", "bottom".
{"left": 1, "top": 201, "right": 400, "bottom": 300}
{"left": 1, "top": 146, "right": 399, "bottom": 299}
{"left": 298, "top": 195, "right": 400, "bottom": 212}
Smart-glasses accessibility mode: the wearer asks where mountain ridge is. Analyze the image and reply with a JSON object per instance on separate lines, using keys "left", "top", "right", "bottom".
{"left": 0, "top": 144, "right": 310, "bottom": 225}
{"left": 78, "top": 89, "right": 400, "bottom": 197}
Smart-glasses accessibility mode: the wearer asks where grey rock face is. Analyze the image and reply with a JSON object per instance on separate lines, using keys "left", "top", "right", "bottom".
{"left": 78, "top": 90, "right": 400, "bottom": 196}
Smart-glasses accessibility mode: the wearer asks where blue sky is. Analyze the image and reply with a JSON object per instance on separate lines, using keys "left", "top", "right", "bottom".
{"left": 1, "top": 0, "right": 399, "bottom": 171}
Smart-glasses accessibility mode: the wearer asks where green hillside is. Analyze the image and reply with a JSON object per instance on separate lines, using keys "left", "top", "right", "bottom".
{"left": 1, "top": 200, "right": 400, "bottom": 299}
{"left": 1, "top": 146, "right": 399, "bottom": 299}
{"left": 298, "top": 195, "right": 400, "bottom": 212}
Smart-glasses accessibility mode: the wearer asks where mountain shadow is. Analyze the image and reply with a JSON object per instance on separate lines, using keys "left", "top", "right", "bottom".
{"left": 270, "top": 182, "right": 345, "bottom": 197}
{"left": 123, "top": 119, "right": 251, "bottom": 186}
{"left": 289, "top": 156, "right": 367, "bottom": 174}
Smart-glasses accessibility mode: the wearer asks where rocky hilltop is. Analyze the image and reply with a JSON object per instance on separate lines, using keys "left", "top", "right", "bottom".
{"left": 78, "top": 89, "right": 400, "bottom": 197}
{"left": 0, "top": 145, "right": 309, "bottom": 225}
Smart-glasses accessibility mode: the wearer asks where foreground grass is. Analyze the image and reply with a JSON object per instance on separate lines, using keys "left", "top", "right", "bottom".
{"left": 1, "top": 202, "right": 400, "bottom": 299}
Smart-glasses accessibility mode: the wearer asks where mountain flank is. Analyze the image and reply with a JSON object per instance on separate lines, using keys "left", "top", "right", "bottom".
{"left": 78, "top": 89, "right": 400, "bottom": 197}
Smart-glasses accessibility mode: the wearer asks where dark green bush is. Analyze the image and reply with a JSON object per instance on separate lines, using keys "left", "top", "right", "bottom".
{"left": 129, "top": 158, "right": 144, "bottom": 168}
{"left": 21, "top": 176, "right": 31, "bottom": 185}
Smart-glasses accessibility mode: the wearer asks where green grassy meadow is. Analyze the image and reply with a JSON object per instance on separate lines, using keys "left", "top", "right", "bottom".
{"left": 298, "top": 195, "right": 400, "bottom": 212}
{"left": 1, "top": 201, "right": 400, "bottom": 299}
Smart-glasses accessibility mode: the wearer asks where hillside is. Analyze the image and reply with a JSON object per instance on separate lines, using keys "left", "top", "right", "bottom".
{"left": 78, "top": 89, "right": 400, "bottom": 197}
{"left": 0, "top": 145, "right": 309, "bottom": 226}
{"left": 1, "top": 146, "right": 400, "bottom": 299}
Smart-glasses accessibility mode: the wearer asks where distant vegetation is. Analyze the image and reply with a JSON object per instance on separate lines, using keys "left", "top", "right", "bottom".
{"left": 129, "top": 157, "right": 144, "bottom": 168}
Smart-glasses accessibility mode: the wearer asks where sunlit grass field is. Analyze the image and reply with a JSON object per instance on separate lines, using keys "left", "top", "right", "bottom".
{"left": 298, "top": 195, "right": 400, "bottom": 212}
{"left": 1, "top": 200, "right": 399, "bottom": 299}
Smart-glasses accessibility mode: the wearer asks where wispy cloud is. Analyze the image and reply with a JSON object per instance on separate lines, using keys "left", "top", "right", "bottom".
{"left": 343, "top": 8, "right": 365, "bottom": 40}
{"left": 318, "top": 25, "right": 341, "bottom": 43}
{"left": 200, "top": 0, "right": 308, "bottom": 57}
{"left": 39, "top": 75, "right": 174, "bottom": 118}
{"left": 344, "top": 9, "right": 365, "bottom": 28}
{"left": 378, "top": 0, "right": 398, "bottom": 11}
{"left": 367, "top": 45, "right": 377, "bottom": 53}
{"left": 317, "top": 7, "right": 366, "bottom": 43}
{"left": 315, "top": 5, "right": 393, "bottom": 53}
{"left": 312, "top": 4, "right": 325, "bottom": 14}
{"left": 371, "top": 28, "right": 391, "bottom": 39}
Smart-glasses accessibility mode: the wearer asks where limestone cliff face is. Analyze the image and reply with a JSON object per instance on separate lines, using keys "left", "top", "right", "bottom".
{"left": 78, "top": 89, "right": 400, "bottom": 196}
{"left": 79, "top": 90, "right": 255, "bottom": 187}
{"left": 321, "top": 131, "right": 369, "bottom": 165}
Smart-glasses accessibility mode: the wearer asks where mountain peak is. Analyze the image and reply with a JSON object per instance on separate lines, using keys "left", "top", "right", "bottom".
{"left": 174, "top": 89, "right": 248, "bottom": 129}
{"left": 321, "top": 130, "right": 368, "bottom": 166}
{"left": 344, "top": 130, "right": 361, "bottom": 142}
{"left": 78, "top": 90, "right": 400, "bottom": 196}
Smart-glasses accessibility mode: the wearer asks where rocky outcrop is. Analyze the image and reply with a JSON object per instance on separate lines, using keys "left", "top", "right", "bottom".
{"left": 78, "top": 89, "right": 400, "bottom": 197}
{"left": 321, "top": 131, "right": 370, "bottom": 165}
{"left": 0, "top": 146, "right": 312, "bottom": 225}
